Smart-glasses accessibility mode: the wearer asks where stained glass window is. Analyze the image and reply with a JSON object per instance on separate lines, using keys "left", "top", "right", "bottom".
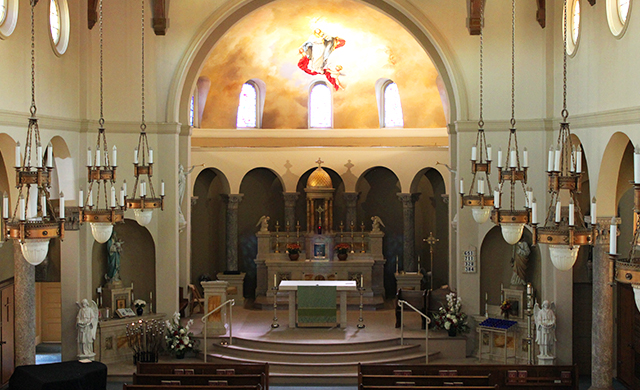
{"left": 383, "top": 82, "right": 404, "bottom": 128}
{"left": 236, "top": 83, "right": 258, "bottom": 128}
{"left": 189, "top": 96, "right": 195, "bottom": 127}
{"left": 50, "top": 0, "right": 61, "bottom": 46}
{"left": 309, "top": 83, "right": 331, "bottom": 128}
{"left": 618, "top": 0, "right": 630, "bottom": 23}
{"left": 0, "top": 0, "right": 7, "bottom": 26}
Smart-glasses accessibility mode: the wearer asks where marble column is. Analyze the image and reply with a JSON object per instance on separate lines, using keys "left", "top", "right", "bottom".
{"left": 14, "top": 241, "right": 35, "bottom": 366}
{"left": 223, "top": 194, "right": 243, "bottom": 272}
{"left": 397, "top": 193, "right": 420, "bottom": 272}
{"left": 589, "top": 217, "right": 617, "bottom": 390}
{"left": 283, "top": 192, "right": 299, "bottom": 228}
{"left": 343, "top": 192, "right": 359, "bottom": 226}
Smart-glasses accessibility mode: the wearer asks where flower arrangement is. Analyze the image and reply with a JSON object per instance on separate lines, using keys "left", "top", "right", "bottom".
{"left": 334, "top": 243, "right": 350, "bottom": 254}
{"left": 134, "top": 299, "right": 147, "bottom": 309}
{"left": 433, "top": 292, "right": 469, "bottom": 334}
{"left": 286, "top": 243, "right": 301, "bottom": 255}
{"left": 165, "top": 312, "right": 194, "bottom": 357}
{"left": 500, "top": 300, "right": 513, "bottom": 316}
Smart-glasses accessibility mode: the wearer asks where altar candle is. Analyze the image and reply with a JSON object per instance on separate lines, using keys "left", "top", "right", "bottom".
{"left": 2, "top": 192, "right": 8, "bottom": 219}
{"left": 15, "top": 142, "right": 21, "bottom": 167}
{"left": 555, "top": 200, "right": 562, "bottom": 223}
{"left": 274, "top": 274, "right": 277, "bottom": 287}
{"left": 487, "top": 144, "right": 492, "bottom": 161}
{"left": 46, "top": 143, "right": 53, "bottom": 168}
{"left": 396, "top": 256, "right": 399, "bottom": 274}
{"left": 36, "top": 143, "right": 42, "bottom": 168}
{"left": 547, "top": 145, "right": 554, "bottom": 171}
{"left": 497, "top": 147, "right": 503, "bottom": 168}
{"left": 360, "top": 274, "right": 363, "bottom": 288}
{"left": 485, "top": 292, "right": 488, "bottom": 301}
{"left": 569, "top": 199, "right": 575, "bottom": 226}
{"left": 523, "top": 147, "right": 529, "bottom": 168}
{"left": 59, "top": 192, "right": 64, "bottom": 218}
{"left": 610, "top": 217, "right": 617, "bottom": 254}
{"left": 471, "top": 145, "right": 477, "bottom": 162}
{"left": 87, "top": 147, "right": 92, "bottom": 167}
{"left": 509, "top": 148, "right": 517, "bottom": 168}
{"left": 112, "top": 145, "right": 117, "bottom": 167}
{"left": 97, "top": 286, "right": 102, "bottom": 294}
{"left": 635, "top": 145, "right": 640, "bottom": 183}
{"left": 531, "top": 198, "right": 538, "bottom": 224}
{"left": 527, "top": 283, "right": 532, "bottom": 296}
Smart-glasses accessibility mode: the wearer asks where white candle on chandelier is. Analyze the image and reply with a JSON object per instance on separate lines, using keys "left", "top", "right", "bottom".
{"left": 87, "top": 147, "right": 92, "bottom": 167}
{"left": 19, "top": 194, "right": 25, "bottom": 221}
{"left": 497, "top": 147, "right": 503, "bottom": 168}
{"left": 110, "top": 186, "right": 116, "bottom": 208}
{"left": 554, "top": 145, "right": 561, "bottom": 172}
{"left": 569, "top": 198, "right": 575, "bottom": 226}
{"left": 526, "top": 188, "right": 533, "bottom": 208}
{"left": 25, "top": 146, "right": 30, "bottom": 167}
{"left": 41, "top": 195, "right": 47, "bottom": 217}
{"left": 610, "top": 217, "right": 617, "bottom": 255}
{"left": 477, "top": 178, "right": 485, "bottom": 194}
{"left": 119, "top": 187, "right": 125, "bottom": 207}
{"left": 523, "top": 147, "right": 529, "bottom": 168}
{"left": 36, "top": 143, "right": 42, "bottom": 168}
{"left": 46, "top": 143, "right": 53, "bottom": 168}
{"left": 487, "top": 144, "right": 492, "bottom": 161}
{"left": 2, "top": 192, "right": 8, "bottom": 219}
{"left": 571, "top": 146, "right": 577, "bottom": 172}
{"left": 148, "top": 149, "right": 154, "bottom": 164}
{"left": 15, "top": 142, "right": 21, "bottom": 168}
{"left": 459, "top": 178, "right": 464, "bottom": 195}
{"left": 59, "top": 192, "right": 65, "bottom": 219}
{"left": 123, "top": 180, "right": 127, "bottom": 199}
{"left": 509, "top": 148, "right": 517, "bottom": 168}
{"left": 471, "top": 145, "right": 477, "bottom": 162}
{"left": 547, "top": 145, "right": 554, "bottom": 171}
{"left": 531, "top": 198, "right": 538, "bottom": 224}
{"left": 134, "top": 147, "right": 139, "bottom": 165}
{"left": 112, "top": 145, "right": 117, "bottom": 167}
{"left": 591, "top": 197, "right": 597, "bottom": 223}
{"left": 140, "top": 180, "right": 147, "bottom": 197}
{"left": 27, "top": 186, "right": 37, "bottom": 219}
{"left": 160, "top": 180, "right": 165, "bottom": 197}
{"left": 576, "top": 148, "right": 582, "bottom": 173}
{"left": 88, "top": 189, "right": 94, "bottom": 207}
{"left": 95, "top": 149, "right": 101, "bottom": 168}
{"left": 555, "top": 201, "right": 562, "bottom": 223}
{"left": 635, "top": 145, "right": 640, "bottom": 184}
{"left": 494, "top": 187, "right": 500, "bottom": 208}
{"left": 79, "top": 189, "right": 84, "bottom": 208}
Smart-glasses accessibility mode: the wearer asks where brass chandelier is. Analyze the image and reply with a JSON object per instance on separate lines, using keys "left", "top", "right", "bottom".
{"left": 460, "top": 0, "right": 494, "bottom": 224}
{"left": 2, "top": 0, "right": 65, "bottom": 265}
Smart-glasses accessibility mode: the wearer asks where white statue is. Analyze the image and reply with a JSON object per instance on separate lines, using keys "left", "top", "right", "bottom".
{"left": 534, "top": 300, "right": 556, "bottom": 359}
{"left": 371, "top": 216, "right": 385, "bottom": 232}
{"left": 76, "top": 299, "right": 99, "bottom": 360}
{"left": 256, "top": 215, "right": 270, "bottom": 232}
{"left": 178, "top": 164, "right": 203, "bottom": 232}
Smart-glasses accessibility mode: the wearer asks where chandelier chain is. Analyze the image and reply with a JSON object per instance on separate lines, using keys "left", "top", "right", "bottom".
{"left": 30, "top": 2, "right": 36, "bottom": 116}
{"left": 99, "top": 0, "right": 104, "bottom": 127}
{"left": 510, "top": 0, "right": 516, "bottom": 126}
{"left": 478, "top": 0, "right": 484, "bottom": 128}
{"left": 140, "top": 0, "right": 146, "bottom": 131}
{"left": 562, "top": 0, "right": 568, "bottom": 120}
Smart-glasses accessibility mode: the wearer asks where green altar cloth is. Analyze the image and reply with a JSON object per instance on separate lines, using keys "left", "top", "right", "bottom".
{"left": 297, "top": 285, "right": 337, "bottom": 327}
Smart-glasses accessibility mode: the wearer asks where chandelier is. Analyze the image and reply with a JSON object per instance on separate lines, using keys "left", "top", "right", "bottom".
{"left": 490, "top": 0, "right": 531, "bottom": 245}
{"left": 460, "top": 0, "right": 494, "bottom": 224}
{"left": 79, "top": 0, "right": 125, "bottom": 244}
{"left": 2, "top": 1, "right": 65, "bottom": 265}
{"left": 531, "top": 0, "right": 594, "bottom": 271}
{"left": 125, "top": 0, "right": 164, "bottom": 226}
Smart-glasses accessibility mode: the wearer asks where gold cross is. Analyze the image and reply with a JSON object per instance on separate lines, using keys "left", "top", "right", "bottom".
{"left": 316, "top": 157, "right": 324, "bottom": 166}
{"left": 424, "top": 232, "right": 439, "bottom": 246}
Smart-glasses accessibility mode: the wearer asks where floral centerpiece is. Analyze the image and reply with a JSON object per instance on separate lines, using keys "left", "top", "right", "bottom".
{"left": 335, "top": 243, "right": 350, "bottom": 260}
{"left": 286, "top": 243, "right": 301, "bottom": 260}
{"left": 433, "top": 292, "right": 469, "bottom": 336}
{"left": 500, "top": 300, "right": 513, "bottom": 318}
{"left": 134, "top": 299, "right": 146, "bottom": 316}
{"left": 165, "top": 312, "right": 194, "bottom": 358}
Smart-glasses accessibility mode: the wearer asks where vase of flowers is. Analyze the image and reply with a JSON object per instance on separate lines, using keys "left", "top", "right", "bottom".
{"left": 500, "top": 300, "right": 512, "bottom": 319}
{"left": 165, "top": 312, "right": 194, "bottom": 359}
{"left": 433, "top": 292, "right": 469, "bottom": 337}
{"left": 286, "top": 243, "right": 301, "bottom": 260}
{"left": 134, "top": 299, "right": 146, "bottom": 316}
{"left": 335, "top": 243, "right": 350, "bottom": 260}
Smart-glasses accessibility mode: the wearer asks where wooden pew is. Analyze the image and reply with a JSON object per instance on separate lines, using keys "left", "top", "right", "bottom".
{"left": 135, "top": 362, "right": 269, "bottom": 389}
{"left": 133, "top": 373, "right": 265, "bottom": 387}
{"left": 124, "top": 385, "right": 261, "bottom": 390}
{"left": 359, "top": 374, "right": 492, "bottom": 387}
{"left": 361, "top": 386, "right": 497, "bottom": 390}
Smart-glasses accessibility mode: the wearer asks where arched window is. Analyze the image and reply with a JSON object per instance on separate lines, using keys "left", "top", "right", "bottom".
{"left": 236, "top": 82, "right": 258, "bottom": 128}
{"left": 0, "top": 0, "right": 19, "bottom": 40}
{"left": 564, "top": 0, "right": 581, "bottom": 55}
{"left": 309, "top": 82, "right": 332, "bottom": 128}
{"left": 49, "top": 0, "right": 60, "bottom": 45}
{"left": 607, "top": 0, "right": 631, "bottom": 37}
{"left": 375, "top": 79, "right": 404, "bottom": 128}
{"left": 0, "top": 0, "right": 7, "bottom": 27}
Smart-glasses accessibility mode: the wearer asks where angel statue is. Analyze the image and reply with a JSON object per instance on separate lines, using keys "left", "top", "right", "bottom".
{"left": 534, "top": 300, "right": 557, "bottom": 359}
{"left": 256, "top": 215, "right": 270, "bottom": 232}
{"left": 371, "top": 216, "right": 385, "bottom": 233}
{"left": 76, "top": 299, "right": 99, "bottom": 360}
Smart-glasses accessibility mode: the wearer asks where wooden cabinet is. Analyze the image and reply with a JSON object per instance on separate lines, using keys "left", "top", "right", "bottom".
{"left": 0, "top": 279, "right": 15, "bottom": 386}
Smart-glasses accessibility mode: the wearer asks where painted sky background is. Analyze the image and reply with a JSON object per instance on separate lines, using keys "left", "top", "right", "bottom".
{"left": 198, "top": 0, "right": 446, "bottom": 129}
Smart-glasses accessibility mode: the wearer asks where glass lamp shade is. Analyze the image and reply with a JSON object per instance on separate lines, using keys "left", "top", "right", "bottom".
{"left": 472, "top": 206, "right": 491, "bottom": 224}
{"left": 20, "top": 239, "right": 50, "bottom": 265}
{"left": 90, "top": 222, "right": 114, "bottom": 244}
{"left": 548, "top": 244, "right": 580, "bottom": 271}
{"left": 501, "top": 222, "right": 525, "bottom": 245}
{"left": 633, "top": 285, "right": 640, "bottom": 314}
{"left": 134, "top": 209, "right": 153, "bottom": 226}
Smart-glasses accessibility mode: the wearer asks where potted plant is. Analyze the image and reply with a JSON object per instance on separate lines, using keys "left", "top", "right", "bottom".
{"left": 500, "top": 299, "right": 513, "bottom": 319}
{"left": 334, "top": 243, "right": 350, "bottom": 260}
{"left": 433, "top": 292, "right": 469, "bottom": 337}
{"left": 286, "top": 243, "right": 301, "bottom": 260}
{"left": 165, "top": 312, "right": 194, "bottom": 359}
{"left": 134, "top": 299, "right": 146, "bottom": 316}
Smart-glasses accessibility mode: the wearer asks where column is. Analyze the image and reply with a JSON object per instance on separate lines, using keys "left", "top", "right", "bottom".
{"left": 343, "top": 192, "right": 359, "bottom": 226}
{"left": 224, "top": 194, "right": 243, "bottom": 271}
{"left": 14, "top": 241, "right": 35, "bottom": 366}
{"left": 397, "top": 193, "right": 420, "bottom": 272}
{"left": 589, "top": 217, "right": 617, "bottom": 390}
{"left": 283, "top": 192, "right": 299, "bottom": 228}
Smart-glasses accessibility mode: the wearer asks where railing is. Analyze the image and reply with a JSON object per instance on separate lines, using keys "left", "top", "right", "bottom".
{"left": 201, "top": 299, "right": 235, "bottom": 362}
{"left": 397, "top": 299, "right": 431, "bottom": 364}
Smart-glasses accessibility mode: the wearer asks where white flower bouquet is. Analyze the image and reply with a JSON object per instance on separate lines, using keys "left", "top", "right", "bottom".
{"left": 433, "top": 292, "right": 470, "bottom": 334}
{"left": 134, "top": 299, "right": 147, "bottom": 309}
{"left": 165, "top": 312, "right": 194, "bottom": 357}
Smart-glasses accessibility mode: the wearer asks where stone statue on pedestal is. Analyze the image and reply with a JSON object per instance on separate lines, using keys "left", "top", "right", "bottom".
{"left": 534, "top": 300, "right": 556, "bottom": 362}
{"left": 76, "top": 299, "right": 99, "bottom": 360}
{"left": 371, "top": 216, "right": 384, "bottom": 232}
{"left": 510, "top": 241, "right": 530, "bottom": 286}
{"left": 106, "top": 231, "right": 124, "bottom": 287}
{"left": 256, "top": 215, "right": 270, "bottom": 232}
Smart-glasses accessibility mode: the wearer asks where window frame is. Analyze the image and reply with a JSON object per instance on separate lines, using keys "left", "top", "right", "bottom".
{"left": 607, "top": 0, "right": 632, "bottom": 37}
{"left": 564, "top": 0, "right": 580, "bottom": 56}
{"left": 48, "top": 0, "right": 69, "bottom": 56}
{"left": 308, "top": 81, "right": 333, "bottom": 129}
{"left": 0, "top": 0, "right": 18, "bottom": 40}
{"left": 0, "top": 0, "right": 7, "bottom": 27}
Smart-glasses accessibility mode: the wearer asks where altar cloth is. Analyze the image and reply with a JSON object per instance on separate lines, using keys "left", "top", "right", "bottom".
{"left": 298, "top": 285, "right": 337, "bottom": 327}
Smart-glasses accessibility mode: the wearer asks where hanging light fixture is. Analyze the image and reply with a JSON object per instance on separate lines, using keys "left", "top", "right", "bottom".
{"left": 125, "top": 0, "right": 164, "bottom": 226}
{"left": 79, "top": 0, "right": 125, "bottom": 244}
{"left": 461, "top": 0, "right": 494, "bottom": 224}
{"left": 531, "top": 0, "right": 594, "bottom": 270}
{"left": 2, "top": 0, "right": 65, "bottom": 265}
{"left": 490, "top": 0, "right": 531, "bottom": 245}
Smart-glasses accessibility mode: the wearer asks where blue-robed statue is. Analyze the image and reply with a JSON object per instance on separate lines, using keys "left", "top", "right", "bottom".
{"left": 106, "top": 231, "right": 124, "bottom": 286}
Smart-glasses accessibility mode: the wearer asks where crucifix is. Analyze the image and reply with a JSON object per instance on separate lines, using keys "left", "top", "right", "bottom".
{"left": 423, "top": 232, "right": 439, "bottom": 290}
{"left": 316, "top": 205, "right": 324, "bottom": 234}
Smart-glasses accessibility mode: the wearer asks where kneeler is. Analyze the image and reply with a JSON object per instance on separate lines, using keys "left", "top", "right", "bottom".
{"left": 297, "top": 285, "right": 337, "bottom": 327}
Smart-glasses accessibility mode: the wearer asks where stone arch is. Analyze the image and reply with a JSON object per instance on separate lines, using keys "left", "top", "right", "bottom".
{"left": 167, "top": 0, "right": 464, "bottom": 128}
{"left": 596, "top": 132, "right": 633, "bottom": 217}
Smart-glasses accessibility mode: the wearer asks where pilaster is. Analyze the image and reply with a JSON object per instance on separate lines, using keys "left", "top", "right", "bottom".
{"left": 223, "top": 194, "right": 244, "bottom": 271}
{"left": 397, "top": 193, "right": 420, "bottom": 272}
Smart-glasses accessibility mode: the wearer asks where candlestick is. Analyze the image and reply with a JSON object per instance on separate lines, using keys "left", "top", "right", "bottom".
{"left": 79, "top": 189, "right": 84, "bottom": 208}
{"left": 591, "top": 198, "right": 597, "bottom": 223}
{"left": 19, "top": 194, "right": 25, "bottom": 221}
{"left": 360, "top": 274, "right": 363, "bottom": 288}
{"left": 576, "top": 149, "right": 582, "bottom": 173}
{"left": 134, "top": 147, "right": 139, "bottom": 164}
{"left": 569, "top": 199, "right": 575, "bottom": 226}
{"left": 96, "top": 149, "right": 101, "bottom": 168}
{"left": 41, "top": 195, "right": 47, "bottom": 217}
{"left": 459, "top": 178, "right": 464, "bottom": 195}
{"left": 149, "top": 149, "right": 154, "bottom": 164}
{"left": 494, "top": 188, "right": 500, "bottom": 209}
{"left": 554, "top": 145, "right": 561, "bottom": 171}
{"left": 477, "top": 178, "right": 484, "bottom": 194}
{"left": 274, "top": 273, "right": 277, "bottom": 287}
{"left": 531, "top": 198, "right": 538, "bottom": 224}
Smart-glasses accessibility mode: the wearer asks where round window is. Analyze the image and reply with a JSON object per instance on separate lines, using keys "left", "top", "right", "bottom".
{"left": 0, "top": 0, "right": 18, "bottom": 39}
{"left": 0, "top": 0, "right": 7, "bottom": 27}
{"left": 49, "top": 0, "right": 61, "bottom": 45}
{"left": 564, "top": 0, "right": 580, "bottom": 56}
{"left": 607, "top": 0, "right": 631, "bottom": 37}
{"left": 48, "top": 0, "right": 69, "bottom": 56}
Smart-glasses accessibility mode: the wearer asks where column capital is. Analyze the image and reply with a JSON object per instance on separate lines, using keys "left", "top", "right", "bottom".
{"left": 222, "top": 194, "right": 244, "bottom": 209}
{"left": 343, "top": 192, "right": 360, "bottom": 202}
{"left": 283, "top": 192, "right": 299, "bottom": 206}
{"left": 397, "top": 192, "right": 420, "bottom": 206}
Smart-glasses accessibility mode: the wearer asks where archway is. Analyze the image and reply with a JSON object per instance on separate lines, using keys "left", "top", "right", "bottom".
{"left": 0, "top": 135, "right": 15, "bottom": 282}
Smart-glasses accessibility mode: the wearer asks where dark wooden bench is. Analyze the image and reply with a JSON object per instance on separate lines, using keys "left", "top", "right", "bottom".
{"left": 124, "top": 385, "right": 261, "bottom": 390}
{"left": 360, "top": 374, "right": 492, "bottom": 387}
{"left": 135, "top": 362, "right": 269, "bottom": 389}
{"left": 133, "top": 373, "right": 265, "bottom": 387}
{"left": 361, "top": 386, "right": 497, "bottom": 390}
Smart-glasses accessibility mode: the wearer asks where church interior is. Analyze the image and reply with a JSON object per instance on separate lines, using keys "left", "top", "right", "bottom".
{"left": 0, "top": 0, "right": 639, "bottom": 389}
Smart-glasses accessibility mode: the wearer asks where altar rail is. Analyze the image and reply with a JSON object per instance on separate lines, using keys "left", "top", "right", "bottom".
{"left": 358, "top": 364, "right": 578, "bottom": 390}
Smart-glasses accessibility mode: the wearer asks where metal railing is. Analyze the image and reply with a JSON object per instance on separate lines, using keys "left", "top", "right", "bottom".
{"left": 397, "top": 299, "right": 431, "bottom": 364}
{"left": 201, "top": 299, "right": 235, "bottom": 362}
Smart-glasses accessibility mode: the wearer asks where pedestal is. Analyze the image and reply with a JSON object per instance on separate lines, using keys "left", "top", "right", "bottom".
{"left": 201, "top": 281, "right": 228, "bottom": 335}
{"left": 537, "top": 355, "right": 556, "bottom": 365}
{"left": 395, "top": 272, "right": 422, "bottom": 291}
{"left": 216, "top": 272, "right": 245, "bottom": 306}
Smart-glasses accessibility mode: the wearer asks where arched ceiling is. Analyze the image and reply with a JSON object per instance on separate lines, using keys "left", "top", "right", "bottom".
{"left": 198, "top": 0, "right": 446, "bottom": 129}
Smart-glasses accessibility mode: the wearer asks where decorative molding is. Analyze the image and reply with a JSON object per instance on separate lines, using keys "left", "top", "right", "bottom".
{"left": 454, "top": 119, "right": 552, "bottom": 133}
{"left": 561, "top": 106, "right": 640, "bottom": 129}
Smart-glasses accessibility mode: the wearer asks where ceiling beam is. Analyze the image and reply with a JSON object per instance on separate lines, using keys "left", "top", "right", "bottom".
{"left": 87, "top": 0, "right": 98, "bottom": 30}
{"left": 537, "top": 0, "right": 546, "bottom": 28}
{"left": 151, "top": 0, "right": 168, "bottom": 36}
{"left": 467, "top": 0, "right": 483, "bottom": 35}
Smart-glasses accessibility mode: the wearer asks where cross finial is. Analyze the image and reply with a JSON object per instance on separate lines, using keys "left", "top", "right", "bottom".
{"left": 316, "top": 158, "right": 324, "bottom": 167}
{"left": 424, "top": 232, "right": 439, "bottom": 246}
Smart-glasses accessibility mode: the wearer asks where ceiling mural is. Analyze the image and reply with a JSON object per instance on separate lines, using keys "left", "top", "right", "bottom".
{"left": 198, "top": 0, "right": 446, "bottom": 129}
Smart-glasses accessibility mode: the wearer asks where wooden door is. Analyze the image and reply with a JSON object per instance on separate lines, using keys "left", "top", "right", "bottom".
{"left": 617, "top": 283, "right": 640, "bottom": 389}
{"left": 1, "top": 283, "right": 14, "bottom": 385}
{"left": 39, "top": 282, "right": 61, "bottom": 343}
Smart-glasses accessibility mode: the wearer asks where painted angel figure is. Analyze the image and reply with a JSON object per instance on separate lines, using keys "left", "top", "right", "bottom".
{"left": 256, "top": 215, "right": 270, "bottom": 232}
{"left": 76, "top": 299, "right": 99, "bottom": 360}
{"left": 371, "top": 216, "right": 385, "bottom": 232}
{"left": 534, "top": 300, "right": 556, "bottom": 358}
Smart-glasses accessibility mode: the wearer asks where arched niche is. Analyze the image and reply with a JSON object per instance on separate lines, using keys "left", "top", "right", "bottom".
{"left": 0, "top": 137, "right": 14, "bottom": 282}
{"left": 191, "top": 168, "right": 230, "bottom": 291}
{"left": 295, "top": 166, "right": 345, "bottom": 232}
{"left": 616, "top": 140, "right": 636, "bottom": 259}
{"left": 91, "top": 219, "right": 157, "bottom": 309}
{"left": 411, "top": 167, "right": 448, "bottom": 289}
{"left": 356, "top": 166, "right": 401, "bottom": 297}
{"left": 480, "top": 226, "right": 541, "bottom": 312}
{"left": 238, "top": 168, "right": 285, "bottom": 298}
{"left": 597, "top": 132, "right": 634, "bottom": 217}
{"left": 570, "top": 134, "right": 592, "bottom": 283}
